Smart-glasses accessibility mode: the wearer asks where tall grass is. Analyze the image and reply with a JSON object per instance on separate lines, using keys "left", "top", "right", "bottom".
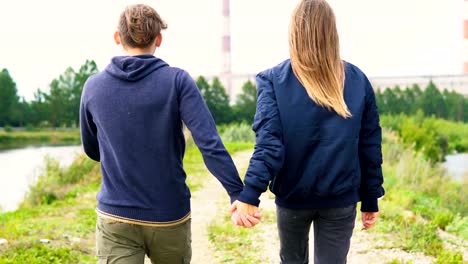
{"left": 21, "top": 155, "right": 99, "bottom": 208}
{"left": 0, "top": 140, "right": 254, "bottom": 263}
{"left": 219, "top": 123, "right": 255, "bottom": 143}
{"left": 377, "top": 131, "right": 466, "bottom": 261}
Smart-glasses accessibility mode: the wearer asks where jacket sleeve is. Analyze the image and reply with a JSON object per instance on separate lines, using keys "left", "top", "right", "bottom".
{"left": 237, "top": 72, "right": 285, "bottom": 206}
{"left": 79, "top": 87, "right": 100, "bottom": 162}
{"left": 359, "top": 77, "right": 385, "bottom": 212}
{"left": 177, "top": 71, "right": 244, "bottom": 203}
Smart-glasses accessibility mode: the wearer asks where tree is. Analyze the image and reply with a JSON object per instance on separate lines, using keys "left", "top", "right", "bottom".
{"left": 43, "top": 60, "right": 98, "bottom": 127}
{"left": 0, "top": 69, "right": 19, "bottom": 126}
{"left": 443, "top": 89, "right": 466, "bottom": 122}
{"left": 196, "top": 76, "right": 232, "bottom": 124}
{"left": 196, "top": 76, "right": 210, "bottom": 96}
{"left": 28, "top": 89, "right": 50, "bottom": 127}
{"left": 10, "top": 97, "right": 30, "bottom": 127}
{"left": 381, "top": 88, "right": 398, "bottom": 115}
{"left": 71, "top": 60, "right": 98, "bottom": 125}
{"left": 233, "top": 80, "right": 257, "bottom": 123}
{"left": 418, "top": 81, "right": 446, "bottom": 118}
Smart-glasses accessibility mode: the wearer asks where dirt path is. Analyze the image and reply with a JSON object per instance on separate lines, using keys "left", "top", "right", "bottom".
{"left": 257, "top": 192, "right": 435, "bottom": 264}
{"left": 149, "top": 150, "right": 464, "bottom": 263}
{"left": 144, "top": 150, "right": 253, "bottom": 264}
{"left": 190, "top": 150, "right": 253, "bottom": 264}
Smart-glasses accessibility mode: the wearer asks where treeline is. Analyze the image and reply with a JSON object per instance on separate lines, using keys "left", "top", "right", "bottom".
{"left": 0, "top": 62, "right": 257, "bottom": 128}
{"left": 375, "top": 81, "right": 467, "bottom": 122}
{"left": 2, "top": 60, "right": 467, "bottom": 129}
{"left": 0, "top": 60, "right": 98, "bottom": 128}
{"left": 196, "top": 77, "right": 256, "bottom": 124}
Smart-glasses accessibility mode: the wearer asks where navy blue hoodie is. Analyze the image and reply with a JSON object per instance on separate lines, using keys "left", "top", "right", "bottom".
{"left": 237, "top": 60, "right": 384, "bottom": 212}
{"left": 80, "top": 54, "right": 243, "bottom": 222}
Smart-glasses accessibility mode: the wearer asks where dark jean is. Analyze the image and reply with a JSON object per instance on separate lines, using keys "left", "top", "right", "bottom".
{"left": 276, "top": 204, "right": 357, "bottom": 264}
{"left": 96, "top": 216, "right": 191, "bottom": 264}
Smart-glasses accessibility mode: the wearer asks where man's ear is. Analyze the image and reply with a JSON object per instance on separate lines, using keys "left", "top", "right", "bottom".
{"left": 114, "top": 31, "right": 121, "bottom": 45}
{"left": 155, "top": 34, "right": 162, "bottom": 47}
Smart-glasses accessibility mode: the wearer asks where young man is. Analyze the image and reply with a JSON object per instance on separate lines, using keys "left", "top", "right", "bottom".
{"left": 80, "top": 4, "right": 258, "bottom": 263}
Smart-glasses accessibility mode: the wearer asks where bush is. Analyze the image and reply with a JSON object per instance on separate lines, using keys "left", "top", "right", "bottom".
{"left": 406, "top": 222, "right": 443, "bottom": 256}
{"left": 446, "top": 215, "right": 468, "bottom": 240}
{"left": 4, "top": 125, "right": 12, "bottom": 132}
{"left": 432, "top": 210, "right": 455, "bottom": 230}
{"left": 220, "top": 123, "right": 255, "bottom": 142}
{"left": 21, "top": 155, "right": 98, "bottom": 207}
{"left": 377, "top": 131, "right": 467, "bottom": 259}
{"left": 381, "top": 114, "right": 468, "bottom": 162}
{"left": 434, "top": 250, "right": 464, "bottom": 264}
{"left": 24, "top": 124, "right": 36, "bottom": 131}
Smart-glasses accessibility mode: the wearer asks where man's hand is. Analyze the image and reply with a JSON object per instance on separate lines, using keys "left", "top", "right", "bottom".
{"left": 230, "top": 200, "right": 262, "bottom": 228}
{"left": 362, "top": 212, "right": 378, "bottom": 230}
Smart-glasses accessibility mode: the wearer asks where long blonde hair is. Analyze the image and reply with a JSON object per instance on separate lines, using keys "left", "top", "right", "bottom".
{"left": 289, "top": 0, "right": 351, "bottom": 118}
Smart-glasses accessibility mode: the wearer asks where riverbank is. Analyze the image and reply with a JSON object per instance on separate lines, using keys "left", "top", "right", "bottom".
{"left": 206, "top": 131, "right": 467, "bottom": 263}
{"left": 0, "top": 130, "right": 81, "bottom": 150}
{"left": 0, "top": 145, "right": 83, "bottom": 212}
{"left": 0, "top": 129, "right": 466, "bottom": 263}
{"left": 0, "top": 142, "right": 254, "bottom": 263}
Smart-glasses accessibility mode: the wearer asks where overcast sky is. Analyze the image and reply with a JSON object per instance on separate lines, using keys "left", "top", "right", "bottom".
{"left": 0, "top": 0, "right": 463, "bottom": 99}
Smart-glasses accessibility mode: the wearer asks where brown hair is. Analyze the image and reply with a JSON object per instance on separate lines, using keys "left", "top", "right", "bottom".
{"left": 118, "top": 4, "right": 168, "bottom": 49}
{"left": 289, "top": 0, "right": 351, "bottom": 118}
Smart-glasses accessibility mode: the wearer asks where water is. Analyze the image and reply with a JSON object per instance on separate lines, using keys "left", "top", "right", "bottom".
{"left": 443, "top": 153, "right": 468, "bottom": 181}
{"left": 0, "top": 145, "right": 83, "bottom": 212}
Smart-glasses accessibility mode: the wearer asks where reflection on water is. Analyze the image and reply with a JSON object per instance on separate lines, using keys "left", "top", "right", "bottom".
{"left": 443, "top": 153, "right": 468, "bottom": 181}
{"left": 0, "top": 145, "right": 83, "bottom": 212}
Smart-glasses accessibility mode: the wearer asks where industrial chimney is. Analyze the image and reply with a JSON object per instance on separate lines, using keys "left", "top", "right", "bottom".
{"left": 464, "top": 0, "right": 468, "bottom": 73}
{"left": 222, "top": 0, "right": 233, "bottom": 95}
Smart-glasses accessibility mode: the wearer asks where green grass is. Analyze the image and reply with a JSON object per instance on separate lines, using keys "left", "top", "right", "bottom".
{"left": 208, "top": 214, "right": 262, "bottom": 264}
{"left": 1, "top": 120, "right": 466, "bottom": 262}
{"left": 0, "top": 141, "right": 253, "bottom": 263}
{"left": 387, "top": 259, "right": 413, "bottom": 264}
{"left": 0, "top": 130, "right": 81, "bottom": 150}
{"left": 372, "top": 131, "right": 467, "bottom": 262}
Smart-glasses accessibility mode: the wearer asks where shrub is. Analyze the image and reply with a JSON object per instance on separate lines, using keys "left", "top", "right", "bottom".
{"left": 434, "top": 250, "right": 464, "bottom": 264}
{"left": 21, "top": 155, "right": 98, "bottom": 207}
{"left": 220, "top": 123, "right": 255, "bottom": 142}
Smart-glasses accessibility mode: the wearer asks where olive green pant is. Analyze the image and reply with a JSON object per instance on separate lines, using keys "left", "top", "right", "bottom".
{"left": 96, "top": 216, "right": 191, "bottom": 264}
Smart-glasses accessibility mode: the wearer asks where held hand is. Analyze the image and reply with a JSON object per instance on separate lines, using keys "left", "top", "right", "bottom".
{"left": 230, "top": 200, "right": 262, "bottom": 228}
{"left": 361, "top": 212, "right": 378, "bottom": 230}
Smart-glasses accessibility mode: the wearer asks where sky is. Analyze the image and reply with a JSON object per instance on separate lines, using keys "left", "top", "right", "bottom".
{"left": 0, "top": 0, "right": 463, "bottom": 100}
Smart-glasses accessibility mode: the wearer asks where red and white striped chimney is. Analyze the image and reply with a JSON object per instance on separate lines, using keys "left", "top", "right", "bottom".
{"left": 464, "top": 0, "right": 468, "bottom": 74}
{"left": 222, "top": 0, "right": 232, "bottom": 95}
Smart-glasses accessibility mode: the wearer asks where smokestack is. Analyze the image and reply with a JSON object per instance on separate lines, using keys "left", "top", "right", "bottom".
{"left": 222, "top": 0, "right": 232, "bottom": 95}
{"left": 464, "top": 0, "right": 468, "bottom": 73}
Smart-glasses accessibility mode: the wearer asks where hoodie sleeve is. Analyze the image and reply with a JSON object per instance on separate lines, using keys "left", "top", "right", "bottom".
{"left": 177, "top": 70, "right": 243, "bottom": 203}
{"left": 79, "top": 83, "right": 100, "bottom": 162}
{"left": 237, "top": 71, "right": 285, "bottom": 206}
{"left": 358, "top": 76, "right": 385, "bottom": 212}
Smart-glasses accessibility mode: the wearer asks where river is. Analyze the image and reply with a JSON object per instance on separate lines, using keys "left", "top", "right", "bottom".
{"left": 0, "top": 145, "right": 466, "bottom": 213}
{"left": 0, "top": 145, "right": 83, "bottom": 212}
{"left": 443, "top": 153, "right": 468, "bottom": 181}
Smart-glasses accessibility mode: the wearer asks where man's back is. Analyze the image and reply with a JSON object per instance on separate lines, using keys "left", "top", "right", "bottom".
{"left": 79, "top": 5, "right": 246, "bottom": 263}
{"left": 80, "top": 55, "right": 243, "bottom": 223}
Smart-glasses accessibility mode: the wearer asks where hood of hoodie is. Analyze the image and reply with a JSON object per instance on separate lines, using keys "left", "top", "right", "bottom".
{"left": 105, "top": 54, "right": 168, "bottom": 82}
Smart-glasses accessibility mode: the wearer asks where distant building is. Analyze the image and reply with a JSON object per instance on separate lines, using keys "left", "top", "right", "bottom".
{"left": 369, "top": 75, "right": 468, "bottom": 95}
{"left": 212, "top": 74, "right": 468, "bottom": 102}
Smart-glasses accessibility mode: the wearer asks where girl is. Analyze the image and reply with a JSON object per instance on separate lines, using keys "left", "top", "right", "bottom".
{"left": 232, "top": 0, "right": 385, "bottom": 263}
